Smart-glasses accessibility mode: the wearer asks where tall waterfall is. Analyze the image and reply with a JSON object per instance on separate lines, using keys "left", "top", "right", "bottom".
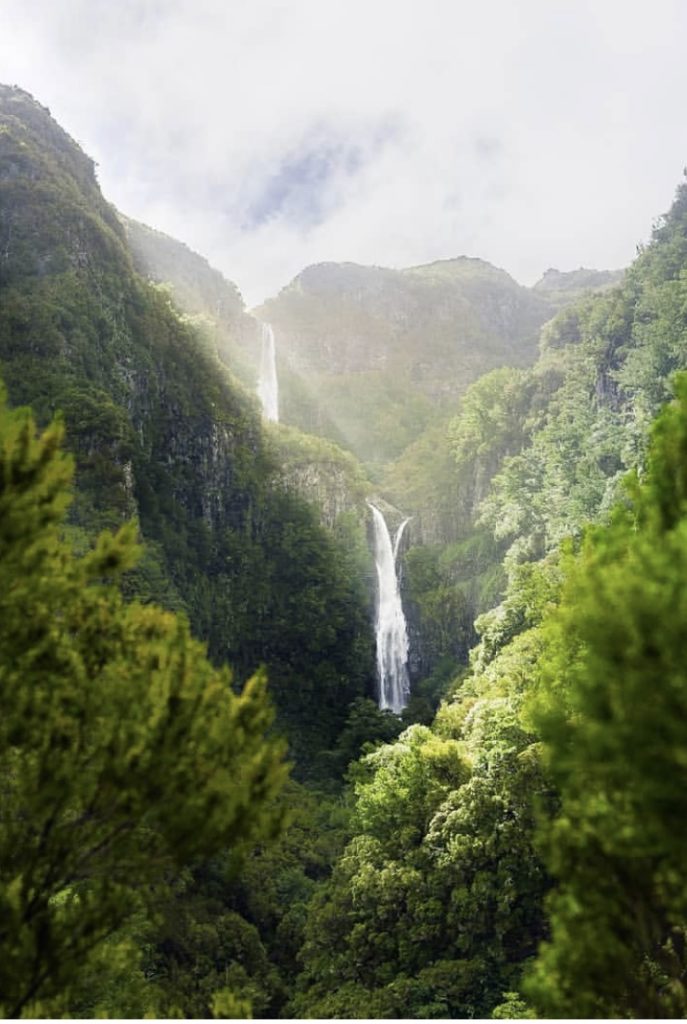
{"left": 368, "top": 503, "right": 411, "bottom": 714}
{"left": 257, "top": 322, "right": 279, "bottom": 422}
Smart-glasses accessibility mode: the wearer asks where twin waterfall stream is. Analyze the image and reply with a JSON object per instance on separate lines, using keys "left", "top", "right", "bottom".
{"left": 368, "top": 504, "right": 411, "bottom": 713}
{"left": 256, "top": 323, "right": 411, "bottom": 714}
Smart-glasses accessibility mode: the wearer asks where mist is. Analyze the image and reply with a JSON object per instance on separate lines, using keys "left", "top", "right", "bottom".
{"left": 1, "top": 0, "right": 686, "bottom": 303}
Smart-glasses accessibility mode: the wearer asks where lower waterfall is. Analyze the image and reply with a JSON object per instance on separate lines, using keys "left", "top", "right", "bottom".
{"left": 368, "top": 502, "right": 411, "bottom": 713}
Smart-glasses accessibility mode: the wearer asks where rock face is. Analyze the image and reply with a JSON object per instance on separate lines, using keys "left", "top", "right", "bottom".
{"left": 533, "top": 266, "right": 625, "bottom": 294}
{"left": 120, "top": 219, "right": 385, "bottom": 539}
{"left": 279, "top": 459, "right": 363, "bottom": 528}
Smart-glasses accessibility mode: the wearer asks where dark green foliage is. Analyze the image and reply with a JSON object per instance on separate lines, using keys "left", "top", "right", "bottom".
{"left": 137, "top": 779, "right": 350, "bottom": 1018}
{"left": 0, "top": 86, "right": 375, "bottom": 772}
{"left": 475, "top": 177, "right": 687, "bottom": 572}
{"left": 7, "top": 81, "right": 687, "bottom": 1022}
{"left": 403, "top": 544, "right": 475, "bottom": 671}
{"left": 286, "top": 174, "right": 687, "bottom": 1021}
{"left": 400, "top": 657, "right": 464, "bottom": 726}
{"left": 325, "top": 697, "right": 405, "bottom": 777}
{"left": 0, "top": 385, "right": 287, "bottom": 1017}
{"left": 225, "top": 490, "right": 375, "bottom": 771}
{"left": 284, "top": 174, "right": 687, "bottom": 1024}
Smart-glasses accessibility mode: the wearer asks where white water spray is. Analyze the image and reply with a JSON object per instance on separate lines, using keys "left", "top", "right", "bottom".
{"left": 257, "top": 322, "right": 279, "bottom": 422}
{"left": 368, "top": 503, "right": 411, "bottom": 713}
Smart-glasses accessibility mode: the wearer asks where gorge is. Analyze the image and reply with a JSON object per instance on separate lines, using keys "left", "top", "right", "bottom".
{"left": 2, "top": 78, "right": 687, "bottom": 1021}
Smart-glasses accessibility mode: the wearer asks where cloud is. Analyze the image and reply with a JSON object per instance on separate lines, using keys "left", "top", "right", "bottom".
{"left": 240, "top": 117, "right": 402, "bottom": 229}
{"left": 1, "top": 0, "right": 687, "bottom": 304}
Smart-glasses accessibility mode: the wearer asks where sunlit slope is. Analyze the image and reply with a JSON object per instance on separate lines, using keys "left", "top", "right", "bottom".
{"left": 256, "top": 258, "right": 560, "bottom": 467}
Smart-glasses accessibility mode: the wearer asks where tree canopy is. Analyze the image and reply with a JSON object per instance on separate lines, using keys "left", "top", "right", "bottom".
{"left": 0, "top": 385, "right": 287, "bottom": 1017}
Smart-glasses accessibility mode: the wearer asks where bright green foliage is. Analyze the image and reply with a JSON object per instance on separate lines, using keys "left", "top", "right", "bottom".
{"left": 0, "top": 389, "right": 287, "bottom": 1017}
{"left": 417, "top": 175, "right": 687, "bottom": 693}
{"left": 470, "top": 552, "right": 563, "bottom": 675}
{"left": 491, "top": 990, "right": 535, "bottom": 1018}
{"left": 479, "top": 340, "right": 624, "bottom": 560}
{"left": 449, "top": 367, "right": 531, "bottom": 475}
{"left": 290, "top": 175, "right": 687, "bottom": 1021}
{"left": 7, "top": 84, "right": 687, "bottom": 1021}
{"left": 525, "top": 373, "right": 687, "bottom": 1017}
{"left": 480, "top": 178, "right": 687, "bottom": 573}
{"left": 294, "top": 640, "right": 552, "bottom": 1018}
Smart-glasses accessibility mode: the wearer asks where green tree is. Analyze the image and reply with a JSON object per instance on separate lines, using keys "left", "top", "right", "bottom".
{"left": 294, "top": 662, "right": 551, "bottom": 1019}
{"left": 526, "top": 373, "right": 687, "bottom": 1017}
{"left": 0, "top": 387, "right": 287, "bottom": 1017}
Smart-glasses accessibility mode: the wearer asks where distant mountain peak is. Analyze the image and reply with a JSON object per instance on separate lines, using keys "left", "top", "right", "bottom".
{"left": 405, "top": 255, "right": 496, "bottom": 272}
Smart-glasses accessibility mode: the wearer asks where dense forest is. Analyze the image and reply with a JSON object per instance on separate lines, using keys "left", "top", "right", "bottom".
{"left": 2, "top": 80, "right": 687, "bottom": 1019}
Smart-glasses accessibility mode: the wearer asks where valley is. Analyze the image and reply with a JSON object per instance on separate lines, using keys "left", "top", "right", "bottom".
{"left": 1, "top": 79, "right": 687, "bottom": 1019}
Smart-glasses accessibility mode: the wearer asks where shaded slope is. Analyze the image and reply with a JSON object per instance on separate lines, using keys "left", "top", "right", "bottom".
{"left": 0, "top": 84, "right": 375, "bottom": 769}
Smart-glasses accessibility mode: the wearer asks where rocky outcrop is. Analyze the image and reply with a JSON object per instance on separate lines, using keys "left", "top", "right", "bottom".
{"left": 279, "top": 460, "right": 363, "bottom": 528}
{"left": 271, "top": 424, "right": 372, "bottom": 529}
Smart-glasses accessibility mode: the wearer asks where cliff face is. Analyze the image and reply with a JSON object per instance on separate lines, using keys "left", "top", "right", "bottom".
{"left": 119, "top": 207, "right": 626, "bottom": 551}
{"left": 0, "top": 86, "right": 266, "bottom": 533}
{"left": 120, "top": 214, "right": 386, "bottom": 540}
{"left": 254, "top": 257, "right": 554, "bottom": 466}
{"left": 0, "top": 84, "right": 375, "bottom": 767}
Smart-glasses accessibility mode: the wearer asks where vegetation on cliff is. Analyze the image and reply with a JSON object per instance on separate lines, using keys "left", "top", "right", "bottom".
{"left": 256, "top": 257, "right": 553, "bottom": 469}
{"left": 3, "top": 76, "right": 687, "bottom": 1020}
{"left": 0, "top": 85, "right": 375, "bottom": 773}
{"left": 291, "top": 175, "right": 687, "bottom": 1018}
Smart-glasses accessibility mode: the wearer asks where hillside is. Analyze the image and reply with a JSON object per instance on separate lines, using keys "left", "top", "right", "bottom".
{"left": 122, "top": 214, "right": 263, "bottom": 389}
{"left": 0, "top": 84, "right": 375, "bottom": 769}
{"left": 4, "top": 74, "right": 687, "bottom": 1022}
{"left": 290, "top": 175, "right": 687, "bottom": 1019}
{"left": 532, "top": 265, "right": 625, "bottom": 311}
{"left": 254, "top": 255, "right": 621, "bottom": 469}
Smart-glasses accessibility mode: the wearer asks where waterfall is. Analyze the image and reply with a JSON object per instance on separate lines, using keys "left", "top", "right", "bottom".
{"left": 368, "top": 503, "right": 411, "bottom": 714}
{"left": 257, "top": 322, "right": 279, "bottom": 422}
{"left": 393, "top": 516, "right": 410, "bottom": 561}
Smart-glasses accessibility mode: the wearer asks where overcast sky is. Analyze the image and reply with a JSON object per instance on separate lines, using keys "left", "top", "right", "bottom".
{"left": 1, "top": 0, "right": 686, "bottom": 305}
